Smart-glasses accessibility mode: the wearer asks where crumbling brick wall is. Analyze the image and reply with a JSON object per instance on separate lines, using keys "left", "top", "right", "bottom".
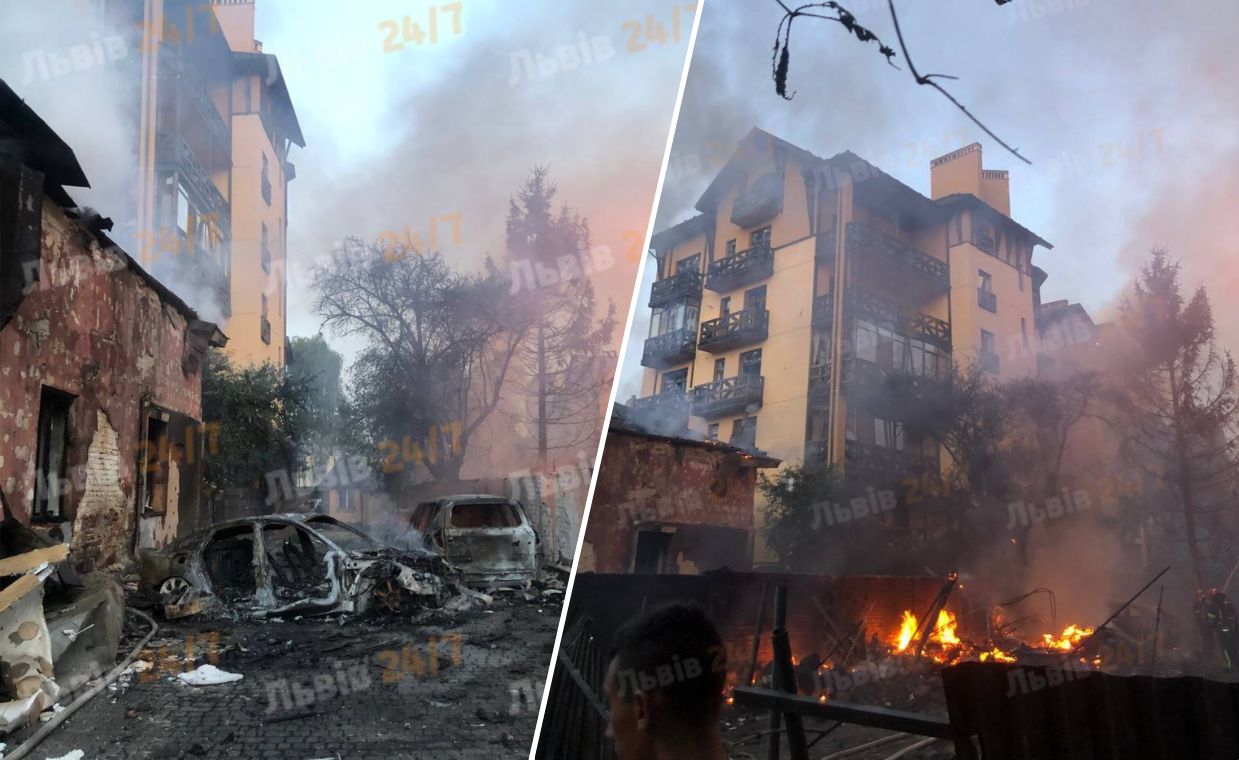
{"left": 0, "top": 202, "right": 205, "bottom": 572}
{"left": 582, "top": 431, "right": 758, "bottom": 573}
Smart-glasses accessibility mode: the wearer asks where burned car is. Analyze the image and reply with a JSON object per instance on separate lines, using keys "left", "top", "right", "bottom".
{"left": 137, "top": 513, "right": 451, "bottom": 617}
{"left": 405, "top": 495, "right": 540, "bottom": 588}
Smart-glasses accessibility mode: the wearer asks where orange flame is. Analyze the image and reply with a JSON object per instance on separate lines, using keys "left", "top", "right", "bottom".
{"left": 932, "top": 609, "right": 960, "bottom": 646}
{"left": 1041, "top": 624, "right": 1094, "bottom": 651}
{"left": 894, "top": 610, "right": 918, "bottom": 652}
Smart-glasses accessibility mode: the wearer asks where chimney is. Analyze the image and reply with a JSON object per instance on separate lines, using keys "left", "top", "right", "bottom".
{"left": 930, "top": 143, "right": 1011, "bottom": 217}
{"left": 210, "top": 0, "right": 258, "bottom": 53}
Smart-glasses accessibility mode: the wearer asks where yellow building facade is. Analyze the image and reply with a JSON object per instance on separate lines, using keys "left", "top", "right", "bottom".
{"left": 638, "top": 130, "right": 1051, "bottom": 562}
{"left": 123, "top": 0, "right": 302, "bottom": 367}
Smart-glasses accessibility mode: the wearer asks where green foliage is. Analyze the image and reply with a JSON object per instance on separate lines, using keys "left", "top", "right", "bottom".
{"left": 758, "top": 464, "right": 842, "bottom": 572}
{"left": 287, "top": 334, "right": 346, "bottom": 457}
{"left": 202, "top": 349, "right": 311, "bottom": 495}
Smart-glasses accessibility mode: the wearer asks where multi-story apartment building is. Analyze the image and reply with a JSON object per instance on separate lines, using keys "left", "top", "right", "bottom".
{"left": 103, "top": 0, "right": 302, "bottom": 367}
{"left": 637, "top": 129, "right": 1052, "bottom": 557}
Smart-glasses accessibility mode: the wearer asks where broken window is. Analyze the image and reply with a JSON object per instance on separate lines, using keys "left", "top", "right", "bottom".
{"left": 33, "top": 387, "right": 73, "bottom": 521}
{"left": 740, "top": 348, "right": 762, "bottom": 377}
{"left": 633, "top": 530, "right": 673, "bottom": 574}
{"left": 450, "top": 502, "right": 522, "bottom": 529}
{"left": 661, "top": 368, "right": 688, "bottom": 394}
{"left": 410, "top": 502, "right": 442, "bottom": 533}
{"left": 262, "top": 523, "right": 330, "bottom": 597}
{"left": 676, "top": 254, "right": 700, "bottom": 273}
{"left": 202, "top": 525, "right": 258, "bottom": 599}
{"left": 304, "top": 517, "right": 379, "bottom": 552}
{"left": 140, "top": 413, "right": 170, "bottom": 516}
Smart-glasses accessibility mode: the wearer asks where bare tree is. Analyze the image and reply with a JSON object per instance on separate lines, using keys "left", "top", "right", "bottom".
{"left": 312, "top": 238, "right": 530, "bottom": 480}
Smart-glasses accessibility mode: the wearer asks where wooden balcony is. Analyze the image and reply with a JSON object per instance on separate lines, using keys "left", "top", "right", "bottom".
{"left": 706, "top": 244, "right": 774, "bottom": 293}
{"left": 630, "top": 389, "right": 691, "bottom": 432}
{"left": 808, "top": 362, "right": 831, "bottom": 405}
{"left": 649, "top": 269, "right": 704, "bottom": 308}
{"left": 641, "top": 327, "right": 697, "bottom": 369}
{"left": 844, "top": 440, "right": 938, "bottom": 478}
{"left": 692, "top": 375, "right": 764, "bottom": 420}
{"left": 699, "top": 309, "right": 769, "bottom": 353}
{"left": 818, "top": 223, "right": 948, "bottom": 295}
{"left": 730, "top": 172, "right": 783, "bottom": 228}
{"left": 813, "top": 290, "right": 951, "bottom": 349}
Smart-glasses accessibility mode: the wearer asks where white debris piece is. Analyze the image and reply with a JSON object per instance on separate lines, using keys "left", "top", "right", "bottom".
{"left": 44, "top": 751, "right": 85, "bottom": 760}
{"left": 176, "top": 664, "right": 243, "bottom": 686}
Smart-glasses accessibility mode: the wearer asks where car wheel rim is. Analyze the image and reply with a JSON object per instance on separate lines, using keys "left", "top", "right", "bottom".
{"left": 159, "top": 577, "right": 190, "bottom": 598}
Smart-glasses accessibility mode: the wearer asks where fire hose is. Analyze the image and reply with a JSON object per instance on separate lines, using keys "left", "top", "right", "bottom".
{"left": 3, "top": 606, "right": 159, "bottom": 760}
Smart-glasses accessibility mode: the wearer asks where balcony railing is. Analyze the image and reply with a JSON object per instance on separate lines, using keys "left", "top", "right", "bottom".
{"left": 814, "top": 289, "right": 951, "bottom": 348}
{"left": 157, "top": 135, "right": 231, "bottom": 238}
{"left": 261, "top": 317, "right": 272, "bottom": 345}
{"left": 649, "top": 269, "right": 704, "bottom": 308}
{"left": 844, "top": 440, "right": 937, "bottom": 477}
{"left": 808, "top": 362, "right": 831, "bottom": 404}
{"left": 730, "top": 173, "right": 783, "bottom": 228}
{"left": 818, "top": 222, "right": 948, "bottom": 294}
{"left": 978, "top": 288, "right": 997, "bottom": 313}
{"left": 641, "top": 327, "right": 697, "bottom": 369}
{"left": 630, "top": 389, "right": 691, "bottom": 432}
{"left": 691, "top": 375, "right": 764, "bottom": 420}
{"left": 699, "top": 308, "right": 769, "bottom": 353}
{"left": 706, "top": 243, "right": 774, "bottom": 293}
{"left": 980, "top": 351, "right": 1000, "bottom": 374}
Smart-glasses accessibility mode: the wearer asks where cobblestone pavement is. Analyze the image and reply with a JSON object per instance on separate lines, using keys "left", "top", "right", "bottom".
{"left": 22, "top": 593, "right": 560, "bottom": 760}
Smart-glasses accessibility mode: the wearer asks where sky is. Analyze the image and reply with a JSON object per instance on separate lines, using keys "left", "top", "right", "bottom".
{"left": 616, "top": 0, "right": 1239, "bottom": 400}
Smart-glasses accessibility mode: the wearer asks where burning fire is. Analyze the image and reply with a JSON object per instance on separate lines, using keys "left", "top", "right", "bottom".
{"left": 979, "top": 647, "right": 1016, "bottom": 663}
{"left": 893, "top": 609, "right": 959, "bottom": 653}
{"left": 893, "top": 610, "right": 918, "bottom": 652}
{"left": 1040, "top": 624, "right": 1095, "bottom": 652}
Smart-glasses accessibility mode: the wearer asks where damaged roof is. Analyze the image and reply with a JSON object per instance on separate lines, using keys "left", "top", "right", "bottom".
{"left": 610, "top": 403, "right": 781, "bottom": 468}
{"left": 0, "top": 77, "right": 226, "bottom": 338}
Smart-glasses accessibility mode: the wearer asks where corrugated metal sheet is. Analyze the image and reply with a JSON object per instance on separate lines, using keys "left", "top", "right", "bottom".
{"left": 942, "top": 661, "right": 1239, "bottom": 759}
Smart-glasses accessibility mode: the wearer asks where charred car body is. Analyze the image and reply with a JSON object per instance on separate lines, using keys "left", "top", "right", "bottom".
{"left": 138, "top": 514, "right": 452, "bottom": 617}
{"left": 404, "top": 495, "right": 540, "bottom": 588}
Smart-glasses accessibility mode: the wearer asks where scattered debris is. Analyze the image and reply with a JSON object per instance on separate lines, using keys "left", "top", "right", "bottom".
{"left": 176, "top": 665, "right": 243, "bottom": 687}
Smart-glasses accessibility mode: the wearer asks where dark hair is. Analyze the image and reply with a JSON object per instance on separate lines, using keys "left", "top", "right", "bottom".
{"left": 609, "top": 603, "right": 727, "bottom": 729}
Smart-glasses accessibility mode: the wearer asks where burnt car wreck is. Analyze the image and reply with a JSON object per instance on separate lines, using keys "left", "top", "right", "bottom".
{"left": 138, "top": 514, "right": 455, "bottom": 618}
{"left": 404, "top": 495, "right": 541, "bottom": 589}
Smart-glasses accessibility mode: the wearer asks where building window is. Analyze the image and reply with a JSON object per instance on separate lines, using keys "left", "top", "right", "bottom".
{"left": 650, "top": 301, "right": 699, "bottom": 337}
{"left": 34, "top": 388, "right": 74, "bottom": 521}
{"left": 750, "top": 226, "right": 772, "bottom": 249}
{"left": 261, "top": 295, "right": 271, "bottom": 344}
{"left": 633, "top": 530, "right": 673, "bottom": 574}
{"left": 176, "top": 184, "right": 191, "bottom": 235}
{"left": 874, "top": 417, "right": 904, "bottom": 450}
{"left": 261, "top": 154, "right": 272, "bottom": 205}
{"left": 707, "top": 423, "right": 719, "bottom": 441}
{"left": 978, "top": 270, "right": 997, "bottom": 312}
{"left": 676, "top": 254, "right": 700, "bottom": 274}
{"left": 661, "top": 368, "right": 688, "bottom": 394}
{"left": 725, "top": 239, "right": 737, "bottom": 257}
{"left": 973, "top": 218, "right": 995, "bottom": 253}
{"left": 744, "top": 285, "right": 767, "bottom": 312}
{"left": 740, "top": 348, "right": 762, "bottom": 377}
{"left": 731, "top": 416, "right": 758, "bottom": 450}
{"left": 261, "top": 221, "right": 271, "bottom": 272}
{"left": 981, "top": 329, "right": 1000, "bottom": 373}
{"left": 713, "top": 358, "right": 725, "bottom": 382}
{"left": 719, "top": 296, "right": 731, "bottom": 316}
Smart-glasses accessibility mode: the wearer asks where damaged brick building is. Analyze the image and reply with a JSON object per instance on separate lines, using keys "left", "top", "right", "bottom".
{"left": 577, "top": 403, "right": 779, "bottom": 574}
{"left": 0, "top": 79, "right": 225, "bottom": 572}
